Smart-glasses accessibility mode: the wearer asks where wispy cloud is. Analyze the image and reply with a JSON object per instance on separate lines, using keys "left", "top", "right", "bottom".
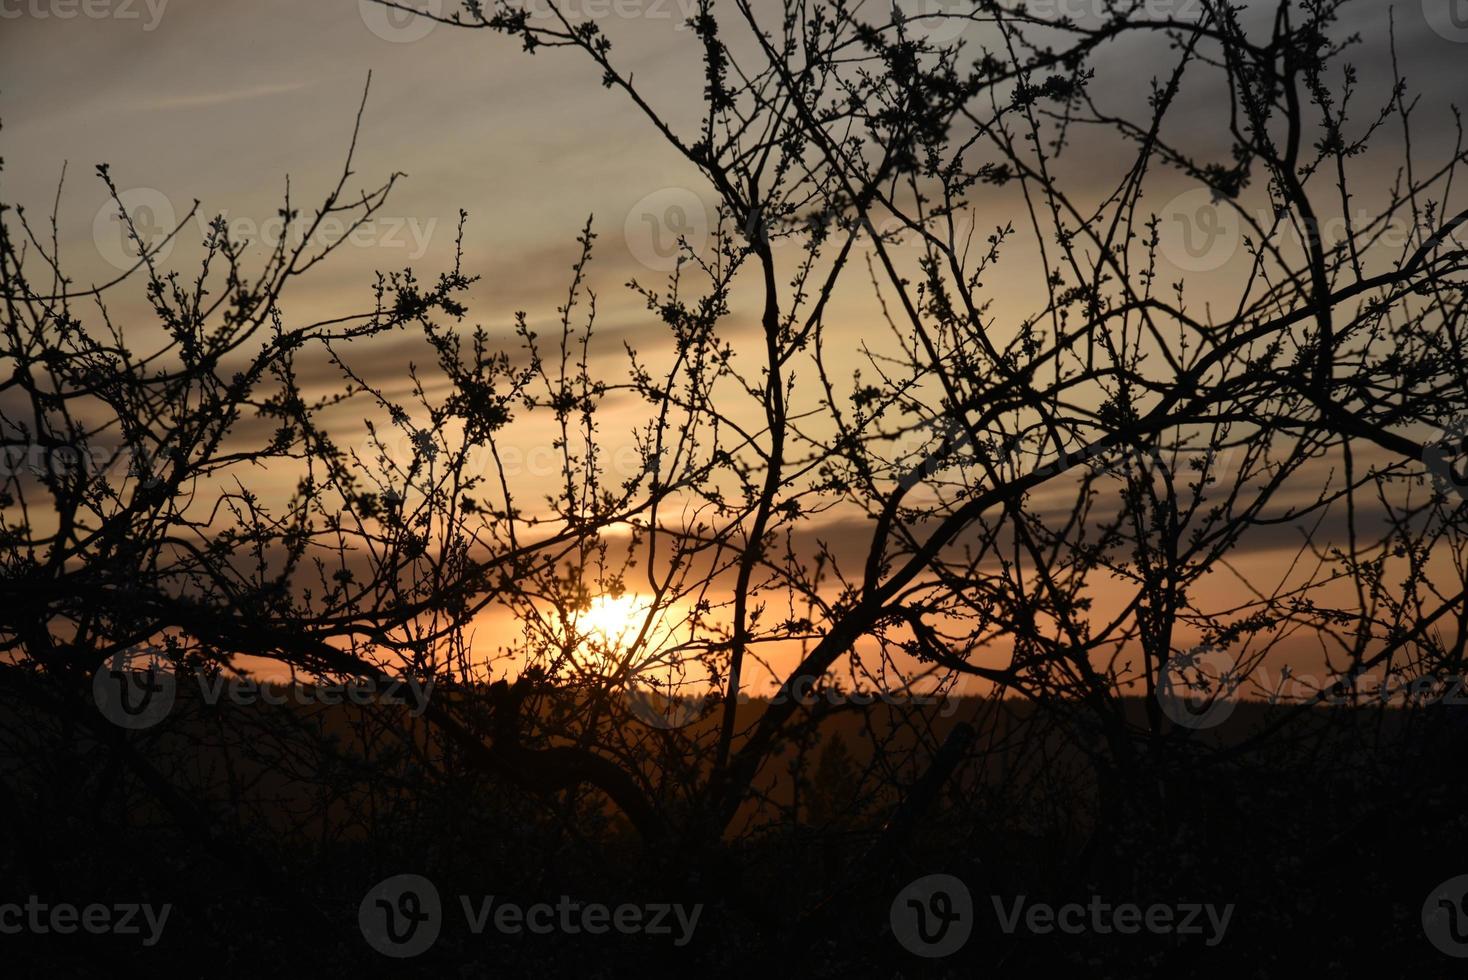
{"left": 140, "top": 81, "right": 311, "bottom": 111}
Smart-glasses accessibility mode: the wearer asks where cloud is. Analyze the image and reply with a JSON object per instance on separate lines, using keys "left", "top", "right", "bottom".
{"left": 139, "top": 81, "right": 312, "bottom": 112}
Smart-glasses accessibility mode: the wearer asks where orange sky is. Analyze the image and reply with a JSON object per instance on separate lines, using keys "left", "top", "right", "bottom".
{"left": 5, "top": 0, "right": 1467, "bottom": 694}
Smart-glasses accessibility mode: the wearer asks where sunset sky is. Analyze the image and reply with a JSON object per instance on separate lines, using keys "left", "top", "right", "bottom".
{"left": 6, "top": 0, "right": 1467, "bottom": 692}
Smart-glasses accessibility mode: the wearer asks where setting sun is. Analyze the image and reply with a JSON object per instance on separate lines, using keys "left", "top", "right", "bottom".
{"left": 8, "top": 0, "right": 1465, "bottom": 970}
{"left": 577, "top": 593, "right": 653, "bottom": 653}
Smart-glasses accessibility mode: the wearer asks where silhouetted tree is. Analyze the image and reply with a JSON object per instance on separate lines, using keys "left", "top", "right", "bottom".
{"left": 4, "top": 0, "right": 1468, "bottom": 970}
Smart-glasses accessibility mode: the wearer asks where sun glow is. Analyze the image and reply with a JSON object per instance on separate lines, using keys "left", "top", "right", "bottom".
{"left": 577, "top": 593, "right": 655, "bottom": 654}
{"left": 566, "top": 594, "right": 713, "bottom": 711}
